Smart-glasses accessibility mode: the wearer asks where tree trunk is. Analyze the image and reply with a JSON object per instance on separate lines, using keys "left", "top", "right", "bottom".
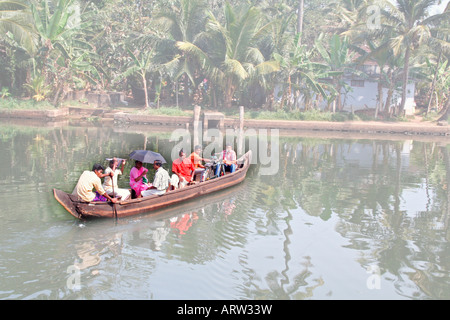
{"left": 427, "top": 48, "right": 442, "bottom": 114}
{"left": 213, "top": 82, "right": 217, "bottom": 109}
{"left": 336, "top": 80, "right": 342, "bottom": 111}
{"left": 383, "top": 68, "right": 394, "bottom": 116}
{"left": 268, "top": 91, "right": 274, "bottom": 110}
{"left": 280, "top": 87, "right": 287, "bottom": 110}
{"left": 375, "top": 78, "right": 383, "bottom": 118}
{"left": 41, "top": 40, "right": 52, "bottom": 86}
{"left": 52, "top": 81, "right": 64, "bottom": 106}
{"left": 384, "top": 87, "right": 394, "bottom": 116}
{"left": 398, "top": 45, "right": 411, "bottom": 115}
{"left": 297, "top": 0, "right": 304, "bottom": 42}
{"left": 224, "top": 77, "right": 234, "bottom": 109}
{"left": 183, "top": 76, "right": 190, "bottom": 107}
{"left": 142, "top": 73, "right": 149, "bottom": 109}
{"left": 284, "top": 74, "right": 292, "bottom": 109}
{"left": 442, "top": 147, "right": 450, "bottom": 238}
{"left": 437, "top": 97, "right": 450, "bottom": 122}
{"left": 175, "top": 80, "right": 179, "bottom": 108}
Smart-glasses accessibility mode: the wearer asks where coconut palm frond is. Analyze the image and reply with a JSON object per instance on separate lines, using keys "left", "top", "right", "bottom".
{"left": 224, "top": 58, "right": 248, "bottom": 80}
{"left": 255, "top": 60, "right": 280, "bottom": 75}
{"left": 245, "top": 47, "right": 265, "bottom": 65}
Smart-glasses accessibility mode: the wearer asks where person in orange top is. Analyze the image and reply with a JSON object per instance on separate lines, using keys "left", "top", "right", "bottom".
{"left": 171, "top": 149, "right": 195, "bottom": 188}
{"left": 189, "top": 145, "right": 209, "bottom": 182}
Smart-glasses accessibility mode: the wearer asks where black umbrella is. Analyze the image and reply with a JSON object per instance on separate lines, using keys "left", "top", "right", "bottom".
{"left": 129, "top": 150, "right": 167, "bottom": 164}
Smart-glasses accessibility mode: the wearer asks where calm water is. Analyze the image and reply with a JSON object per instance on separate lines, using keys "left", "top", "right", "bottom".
{"left": 0, "top": 120, "right": 449, "bottom": 300}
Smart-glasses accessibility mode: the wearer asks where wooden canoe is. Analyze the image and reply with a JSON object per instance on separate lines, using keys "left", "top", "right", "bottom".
{"left": 54, "top": 150, "right": 252, "bottom": 219}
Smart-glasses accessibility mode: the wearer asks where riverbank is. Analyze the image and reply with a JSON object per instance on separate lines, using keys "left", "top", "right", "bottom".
{"left": 112, "top": 109, "right": 450, "bottom": 137}
{"left": 1, "top": 105, "right": 449, "bottom": 137}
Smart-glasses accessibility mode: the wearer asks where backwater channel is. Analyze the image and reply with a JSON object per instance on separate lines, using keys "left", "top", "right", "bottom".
{"left": 0, "top": 119, "right": 449, "bottom": 299}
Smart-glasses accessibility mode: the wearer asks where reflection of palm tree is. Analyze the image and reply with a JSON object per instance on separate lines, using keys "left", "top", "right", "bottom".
{"left": 280, "top": 209, "right": 292, "bottom": 290}
{"left": 242, "top": 257, "right": 324, "bottom": 299}
{"left": 423, "top": 144, "right": 432, "bottom": 212}
{"left": 441, "top": 147, "right": 450, "bottom": 238}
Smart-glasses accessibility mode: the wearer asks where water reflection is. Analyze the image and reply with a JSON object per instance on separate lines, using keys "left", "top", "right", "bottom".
{"left": 0, "top": 121, "right": 449, "bottom": 299}
{"left": 278, "top": 138, "right": 450, "bottom": 299}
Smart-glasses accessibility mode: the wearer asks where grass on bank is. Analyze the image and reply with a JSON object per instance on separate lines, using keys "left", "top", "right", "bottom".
{"left": 0, "top": 96, "right": 373, "bottom": 122}
{"left": 131, "top": 104, "right": 372, "bottom": 121}
{"left": 243, "top": 109, "right": 362, "bottom": 122}
{"left": 133, "top": 106, "right": 193, "bottom": 117}
{"left": 2, "top": 98, "right": 447, "bottom": 124}
{"left": 0, "top": 97, "right": 55, "bottom": 110}
{"left": 133, "top": 105, "right": 357, "bottom": 121}
{"left": 226, "top": 108, "right": 408, "bottom": 122}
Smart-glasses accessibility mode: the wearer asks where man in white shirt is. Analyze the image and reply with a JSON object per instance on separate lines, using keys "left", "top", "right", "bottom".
{"left": 103, "top": 158, "right": 131, "bottom": 200}
{"left": 142, "top": 160, "right": 171, "bottom": 197}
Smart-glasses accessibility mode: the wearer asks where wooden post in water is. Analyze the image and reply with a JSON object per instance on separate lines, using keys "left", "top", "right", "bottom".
{"left": 239, "top": 106, "right": 244, "bottom": 131}
{"left": 193, "top": 105, "right": 201, "bottom": 147}
{"left": 238, "top": 106, "right": 244, "bottom": 156}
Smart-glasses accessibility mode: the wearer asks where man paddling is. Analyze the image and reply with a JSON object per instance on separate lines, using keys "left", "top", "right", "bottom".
{"left": 103, "top": 158, "right": 131, "bottom": 200}
{"left": 73, "top": 164, "right": 118, "bottom": 203}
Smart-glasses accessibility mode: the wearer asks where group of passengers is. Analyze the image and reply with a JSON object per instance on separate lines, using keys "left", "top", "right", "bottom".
{"left": 73, "top": 144, "right": 237, "bottom": 204}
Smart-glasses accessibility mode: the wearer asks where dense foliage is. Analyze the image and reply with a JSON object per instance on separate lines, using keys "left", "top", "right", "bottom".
{"left": 0, "top": 0, "right": 449, "bottom": 118}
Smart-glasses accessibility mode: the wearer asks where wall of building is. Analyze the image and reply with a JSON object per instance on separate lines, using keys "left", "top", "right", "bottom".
{"left": 340, "top": 81, "right": 416, "bottom": 115}
{"left": 274, "top": 80, "right": 416, "bottom": 116}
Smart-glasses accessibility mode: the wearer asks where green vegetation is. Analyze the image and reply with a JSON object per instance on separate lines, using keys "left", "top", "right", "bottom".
{"left": 0, "top": 97, "right": 55, "bottom": 110}
{"left": 242, "top": 109, "right": 357, "bottom": 122}
{"left": 133, "top": 106, "right": 192, "bottom": 117}
{"left": 0, "top": 0, "right": 449, "bottom": 122}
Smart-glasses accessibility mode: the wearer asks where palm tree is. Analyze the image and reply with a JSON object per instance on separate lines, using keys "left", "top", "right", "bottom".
{"left": 315, "top": 33, "right": 356, "bottom": 112}
{"left": 420, "top": 54, "right": 449, "bottom": 113}
{"left": 202, "top": 2, "right": 279, "bottom": 109}
{"left": 327, "top": 0, "right": 369, "bottom": 34}
{"left": 0, "top": 0, "right": 36, "bottom": 55}
{"left": 28, "top": 0, "right": 102, "bottom": 104}
{"left": 380, "top": 0, "right": 450, "bottom": 115}
{"left": 153, "top": 0, "right": 208, "bottom": 107}
{"left": 297, "top": 0, "right": 304, "bottom": 43}
{"left": 175, "top": 2, "right": 279, "bottom": 109}
{"left": 0, "top": 1, "right": 37, "bottom": 93}
{"left": 122, "top": 48, "right": 155, "bottom": 109}
{"left": 425, "top": 3, "right": 450, "bottom": 115}
{"left": 29, "top": 0, "right": 77, "bottom": 79}
{"left": 255, "top": 1, "right": 296, "bottom": 109}
{"left": 273, "top": 33, "right": 334, "bottom": 110}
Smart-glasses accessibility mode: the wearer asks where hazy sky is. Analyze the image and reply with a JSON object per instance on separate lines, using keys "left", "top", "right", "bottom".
{"left": 388, "top": 0, "right": 449, "bottom": 15}
{"left": 430, "top": 0, "right": 449, "bottom": 14}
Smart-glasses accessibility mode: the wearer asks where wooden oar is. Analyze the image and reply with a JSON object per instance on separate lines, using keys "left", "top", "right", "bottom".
{"left": 111, "top": 171, "right": 118, "bottom": 220}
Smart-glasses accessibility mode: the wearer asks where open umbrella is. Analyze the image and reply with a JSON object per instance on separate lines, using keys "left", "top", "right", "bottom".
{"left": 129, "top": 150, "right": 167, "bottom": 164}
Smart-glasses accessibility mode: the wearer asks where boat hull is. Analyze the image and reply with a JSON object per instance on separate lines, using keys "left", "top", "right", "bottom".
{"left": 54, "top": 151, "right": 252, "bottom": 219}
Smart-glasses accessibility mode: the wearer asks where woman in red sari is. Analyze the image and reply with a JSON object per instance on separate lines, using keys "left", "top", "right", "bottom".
{"left": 129, "top": 160, "right": 150, "bottom": 198}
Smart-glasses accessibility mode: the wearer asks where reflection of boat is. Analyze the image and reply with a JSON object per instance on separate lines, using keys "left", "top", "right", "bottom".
{"left": 54, "top": 151, "right": 252, "bottom": 219}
